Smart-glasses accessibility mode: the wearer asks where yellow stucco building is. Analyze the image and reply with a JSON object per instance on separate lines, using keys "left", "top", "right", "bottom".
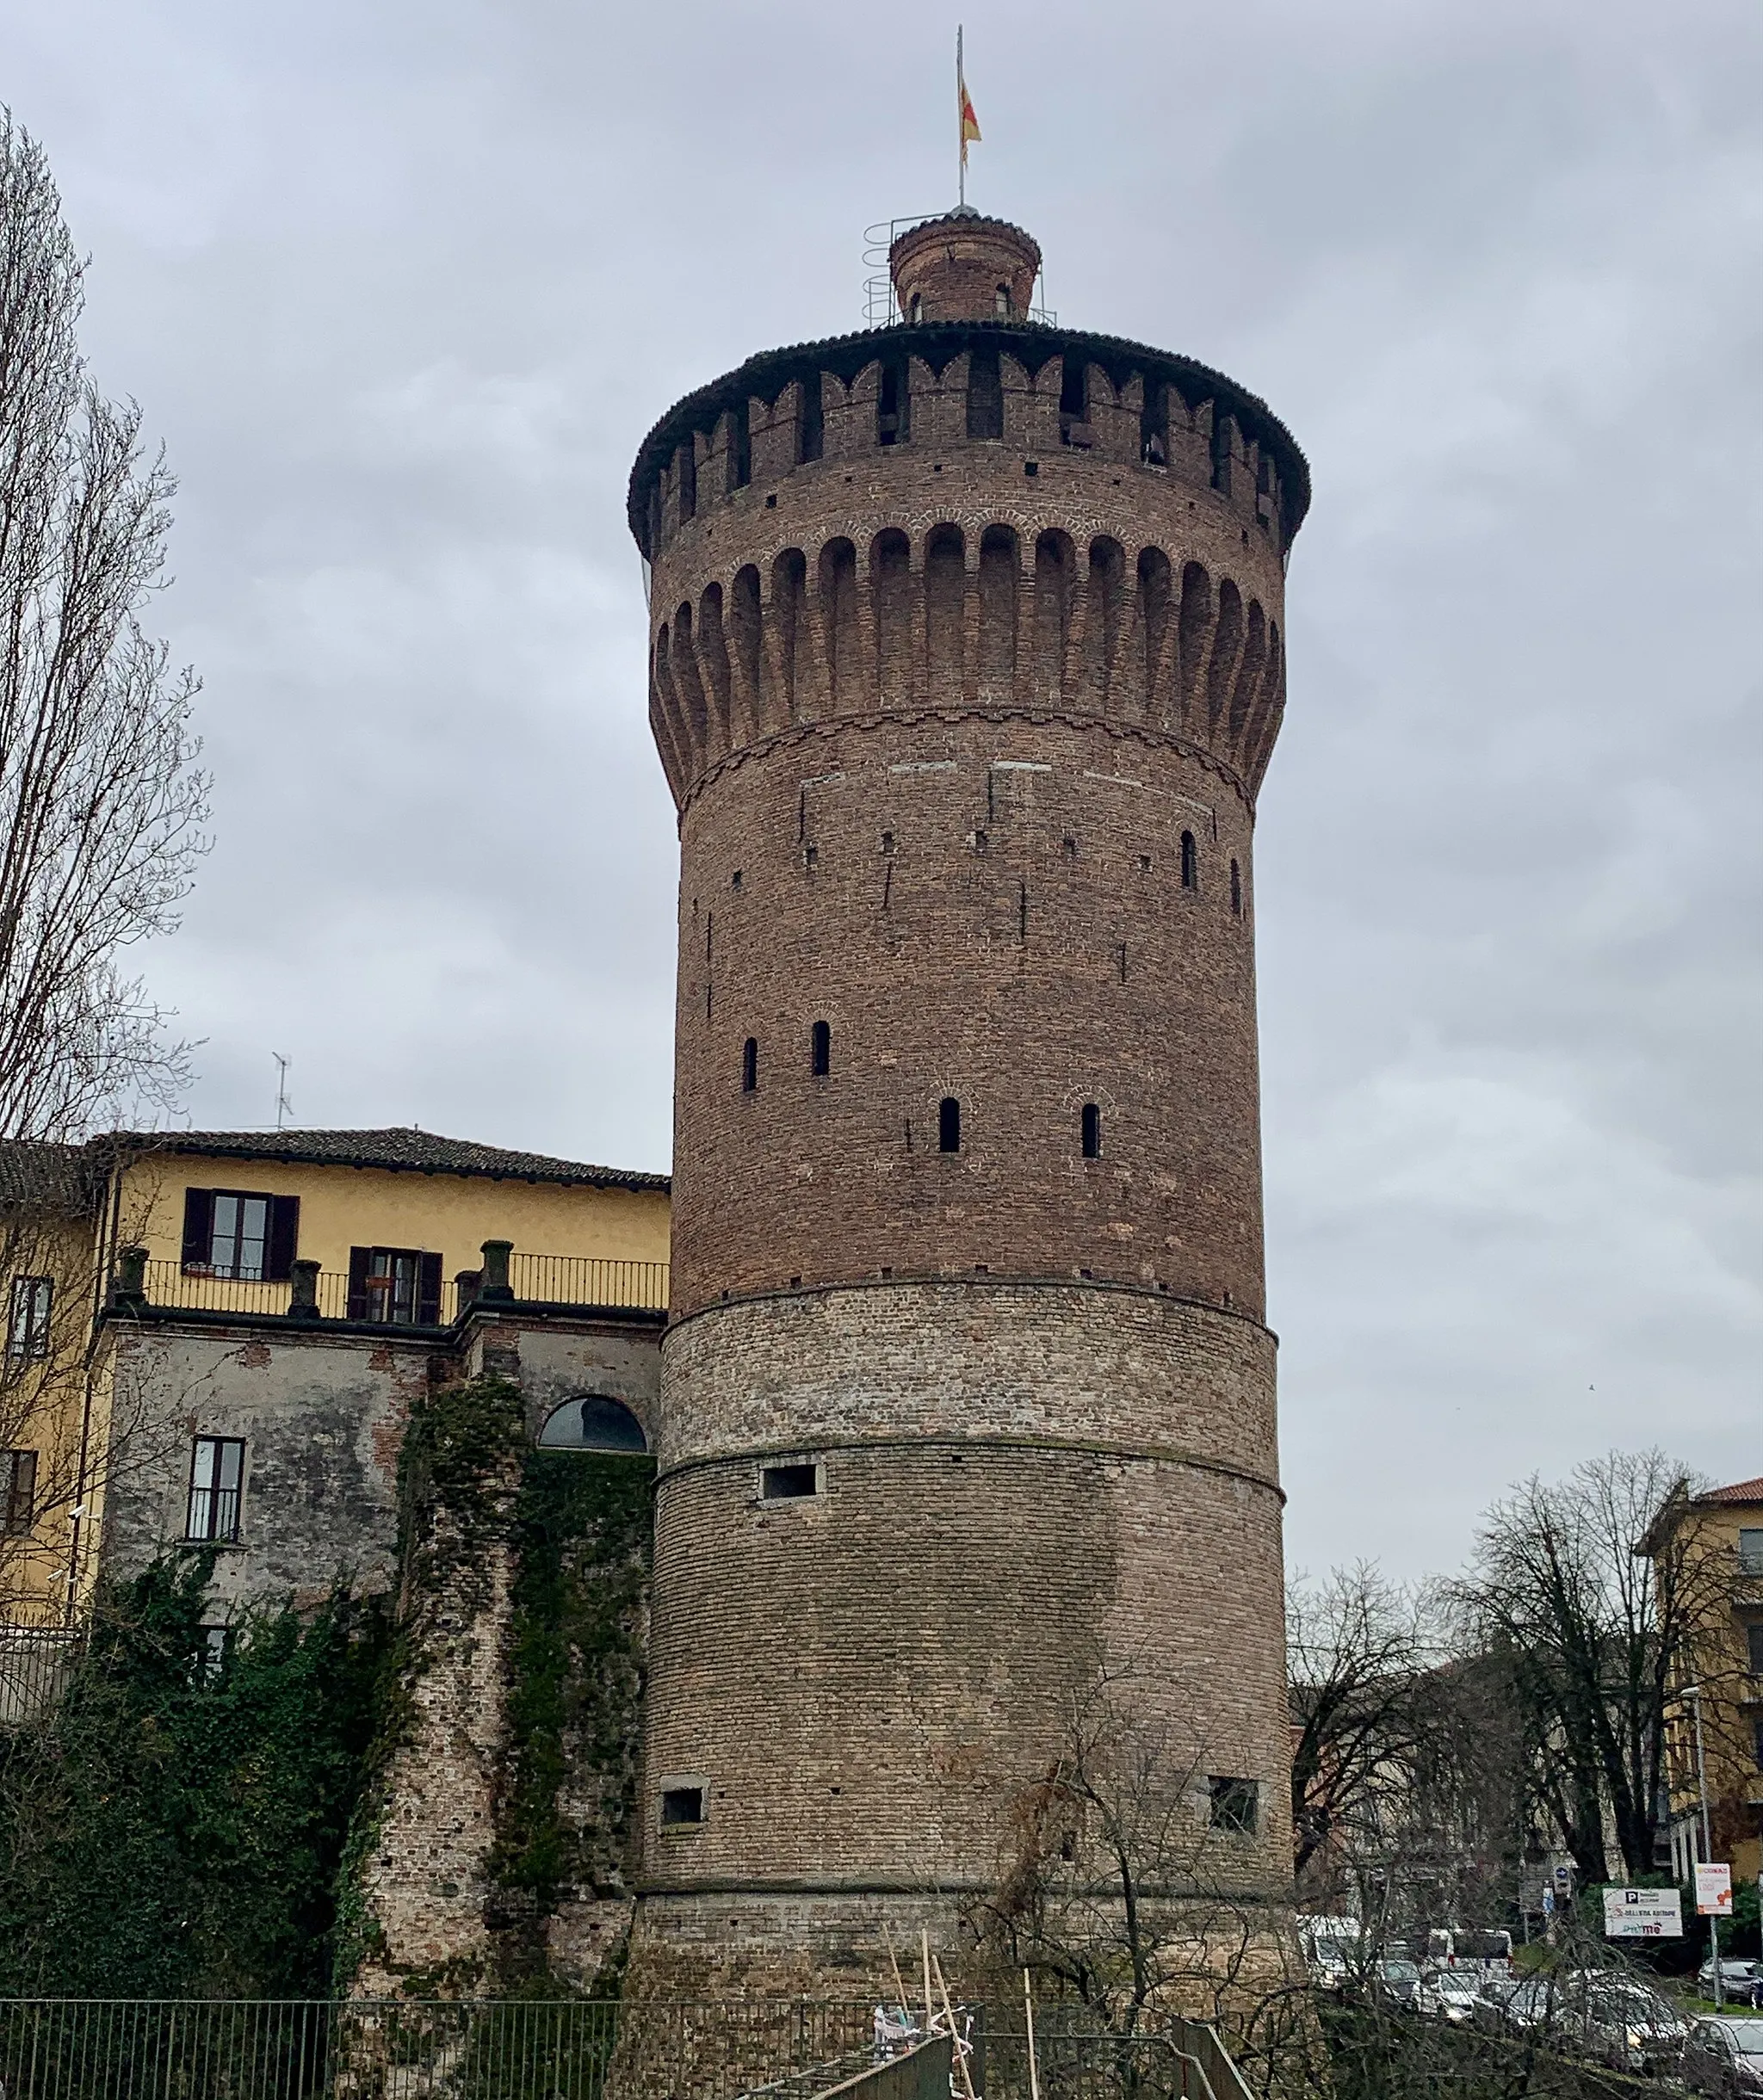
{"left": 1646, "top": 1475, "right": 1763, "bottom": 1889}
{"left": 0, "top": 1127, "right": 669, "bottom": 1693}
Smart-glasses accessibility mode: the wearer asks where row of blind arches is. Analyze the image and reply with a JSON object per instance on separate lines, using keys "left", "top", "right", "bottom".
{"left": 650, "top": 528, "right": 1284, "bottom": 799}
{"left": 739, "top": 1033, "right": 1104, "bottom": 1158}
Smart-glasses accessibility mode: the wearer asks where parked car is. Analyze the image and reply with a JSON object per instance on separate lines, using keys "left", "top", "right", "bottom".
{"left": 1418, "top": 1971, "right": 1483, "bottom": 2025}
{"left": 1682, "top": 2017, "right": 1763, "bottom": 2097}
{"left": 1475, "top": 1974, "right": 1557, "bottom": 2037}
{"left": 1699, "top": 1960, "right": 1763, "bottom": 2008}
{"left": 1373, "top": 1959, "right": 1422, "bottom": 2010}
{"left": 1570, "top": 1977, "right": 1690, "bottom": 2077}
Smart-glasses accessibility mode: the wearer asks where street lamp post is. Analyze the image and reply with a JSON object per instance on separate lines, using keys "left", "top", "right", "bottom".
{"left": 1685, "top": 1683, "right": 1723, "bottom": 2012}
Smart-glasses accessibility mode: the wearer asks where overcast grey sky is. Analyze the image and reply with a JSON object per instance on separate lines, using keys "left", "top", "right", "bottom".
{"left": 11, "top": 0, "right": 1760, "bottom": 1582}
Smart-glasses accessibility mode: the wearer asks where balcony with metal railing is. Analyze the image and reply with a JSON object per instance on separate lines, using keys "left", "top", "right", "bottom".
{"left": 126, "top": 1251, "right": 669, "bottom": 1330}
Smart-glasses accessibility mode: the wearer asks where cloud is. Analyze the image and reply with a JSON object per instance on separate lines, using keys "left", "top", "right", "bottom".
{"left": 11, "top": 0, "right": 1761, "bottom": 1580}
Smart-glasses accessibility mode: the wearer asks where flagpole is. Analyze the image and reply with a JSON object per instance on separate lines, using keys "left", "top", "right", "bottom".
{"left": 956, "top": 26, "right": 965, "bottom": 207}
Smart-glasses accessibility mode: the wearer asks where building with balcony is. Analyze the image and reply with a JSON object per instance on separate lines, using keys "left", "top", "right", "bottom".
{"left": 0, "top": 1127, "right": 669, "bottom": 1645}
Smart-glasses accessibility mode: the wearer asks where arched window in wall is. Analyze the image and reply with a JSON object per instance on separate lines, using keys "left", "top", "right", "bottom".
{"left": 538, "top": 1394, "right": 647, "bottom": 1453}
{"left": 742, "top": 1038, "right": 758, "bottom": 1092}
{"left": 994, "top": 282, "right": 1011, "bottom": 317}
{"left": 1181, "top": 831, "right": 1198, "bottom": 891}
{"left": 811, "top": 1021, "right": 831, "bottom": 1077}
{"left": 1081, "top": 1103, "right": 1102, "bottom": 1159}
{"left": 938, "top": 1097, "right": 962, "bottom": 1153}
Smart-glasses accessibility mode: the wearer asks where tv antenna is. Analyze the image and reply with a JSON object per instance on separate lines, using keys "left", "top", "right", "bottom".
{"left": 273, "top": 1053, "right": 293, "bottom": 1132}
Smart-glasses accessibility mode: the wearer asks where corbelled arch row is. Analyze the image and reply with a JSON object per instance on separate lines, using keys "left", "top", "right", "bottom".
{"left": 649, "top": 522, "right": 1284, "bottom": 808}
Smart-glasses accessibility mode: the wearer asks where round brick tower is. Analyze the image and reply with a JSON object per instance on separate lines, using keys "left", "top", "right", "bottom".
{"left": 624, "top": 210, "right": 1309, "bottom": 1991}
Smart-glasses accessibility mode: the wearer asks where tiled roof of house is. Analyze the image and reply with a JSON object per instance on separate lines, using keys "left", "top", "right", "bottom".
{"left": 0, "top": 1140, "right": 99, "bottom": 1217}
{"left": 1702, "top": 1476, "right": 1763, "bottom": 1505}
{"left": 110, "top": 1127, "right": 670, "bottom": 1193}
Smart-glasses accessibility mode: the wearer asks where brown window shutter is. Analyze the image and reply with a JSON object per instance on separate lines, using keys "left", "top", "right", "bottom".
{"left": 6, "top": 1451, "right": 36, "bottom": 1533}
{"left": 346, "top": 1247, "right": 371, "bottom": 1322}
{"left": 418, "top": 1252, "right": 443, "bottom": 1325}
{"left": 265, "top": 1196, "right": 300, "bottom": 1282}
{"left": 181, "top": 1189, "right": 214, "bottom": 1271}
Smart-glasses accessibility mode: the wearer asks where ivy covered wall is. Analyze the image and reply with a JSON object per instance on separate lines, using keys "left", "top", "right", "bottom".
{"left": 0, "top": 1372, "right": 655, "bottom": 2001}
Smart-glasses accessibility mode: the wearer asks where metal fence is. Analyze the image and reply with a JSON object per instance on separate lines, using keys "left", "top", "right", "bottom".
{"left": 0, "top": 1998, "right": 885, "bottom": 2100}
{"left": 0, "top": 1999, "right": 1257, "bottom": 2100}
{"left": 0, "top": 1618, "right": 83, "bottom": 1725}
{"left": 136, "top": 1258, "right": 670, "bottom": 1327}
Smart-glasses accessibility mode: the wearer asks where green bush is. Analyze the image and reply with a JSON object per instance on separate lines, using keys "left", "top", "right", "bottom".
{"left": 0, "top": 1553, "right": 388, "bottom": 1997}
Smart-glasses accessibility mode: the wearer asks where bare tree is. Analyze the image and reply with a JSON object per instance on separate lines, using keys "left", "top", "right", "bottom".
{"left": 0, "top": 108, "right": 206, "bottom": 1150}
{"left": 963, "top": 1664, "right": 1287, "bottom": 2036}
{"left": 1451, "top": 1448, "right": 1735, "bottom": 1883}
{"left": 0, "top": 110, "right": 205, "bottom": 1636}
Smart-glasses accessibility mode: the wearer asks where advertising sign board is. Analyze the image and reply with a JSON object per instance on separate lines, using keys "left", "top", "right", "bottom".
{"left": 1696, "top": 1864, "right": 1734, "bottom": 1918}
{"left": 1603, "top": 1888, "right": 1683, "bottom": 1939}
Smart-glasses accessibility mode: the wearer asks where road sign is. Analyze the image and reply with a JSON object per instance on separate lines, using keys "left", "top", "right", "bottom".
{"left": 1696, "top": 1864, "right": 1734, "bottom": 1918}
{"left": 1603, "top": 1887, "right": 1683, "bottom": 1939}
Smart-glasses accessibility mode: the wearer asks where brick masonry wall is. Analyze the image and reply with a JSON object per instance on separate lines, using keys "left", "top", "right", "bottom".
{"left": 629, "top": 281, "right": 1303, "bottom": 1992}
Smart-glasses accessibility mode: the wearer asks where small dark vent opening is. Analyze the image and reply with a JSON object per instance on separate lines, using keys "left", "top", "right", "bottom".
{"left": 661, "top": 1786, "right": 705, "bottom": 1827}
{"left": 762, "top": 1462, "right": 818, "bottom": 1500}
{"left": 798, "top": 371, "right": 824, "bottom": 464}
{"left": 1081, "top": 1103, "right": 1102, "bottom": 1159}
{"left": 967, "top": 344, "right": 1003, "bottom": 441}
{"left": 741, "top": 1038, "right": 758, "bottom": 1092}
{"left": 811, "top": 1020, "right": 831, "bottom": 1077}
{"left": 1230, "top": 858, "right": 1242, "bottom": 917}
{"left": 1180, "top": 830, "right": 1198, "bottom": 891}
{"left": 938, "top": 1097, "right": 962, "bottom": 1153}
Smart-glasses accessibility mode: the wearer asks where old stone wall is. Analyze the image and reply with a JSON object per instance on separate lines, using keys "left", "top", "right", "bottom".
{"left": 98, "top": 1320, "right": 430, "bottom": 1613}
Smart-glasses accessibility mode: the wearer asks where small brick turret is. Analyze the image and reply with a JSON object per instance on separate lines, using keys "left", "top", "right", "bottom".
{"left": 888, "top": 208, "right": 1041, "bottom": 323}
{"left": 623, "top": 211, "right": 1310, "bottom": 1993}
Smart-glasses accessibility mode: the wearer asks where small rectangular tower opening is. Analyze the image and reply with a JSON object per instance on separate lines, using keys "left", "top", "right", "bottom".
{"left": 762, "top": 1462, "right": 819, "bottom": 1500}
{"left": 660, "top": 1785, "right": 706, "bottom": 1826}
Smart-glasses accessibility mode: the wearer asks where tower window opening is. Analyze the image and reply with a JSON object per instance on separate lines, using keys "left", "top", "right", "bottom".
{"left": 661, "top": 1786, "right": 705, "bottom": 1827}
{"left": 877, "top": 360, "right": 907, "bottom": 446}
{"left": 1141, "top": 380, "right": 1169, "bottom": 467}
{"left": 1180, "top": 831, "right": 1198, "bottom": 891}
{"left": 1230, "top": 858, "right": 1242, "bottom": 916}
{"left": 966, "top": 344, "right": 1003, "bottom": 441}
{"left": 727, "top": 402, "right": 751, "bottom": 491}
{"left": 881, "top": 831, "right": 895, "bottom": 854}
{"left": 994, "top": 282, "right": 1011, "bottom": 317}
{"left": 1209, "top": 1776, "right": 1259, "bottom": 1836}
{"left": 1059, "top": 358, "right": 1087, "bottom": 444}
{"left": 797, "top": 371, "right": 824, "bottom": 464}
{"left": 741, "top": 1038, "right": 758, "bottom": 1092}
{"left": 1081, "top": 1103, "right": 1102, "bottom": 1158}
{"left": 909, "top": 292, "right": 923, "bottom": 324}
{"left": 938, "top": 1097, "right": 962, "bottom": 1153}
{"left": 811, "top": 1020, "right": 831, "bottom": 1077}
{"left": 762, "top": 1462, "right": 819, "bottom": 1501}
{"left": 677, "top": 436, "right": 696, "bottom": 522}
{"left": 1063, "top": 836, "right": 1076, "bottom": 856}
{"left": 732, "top": 869, "right": 743, "bottom": 892}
